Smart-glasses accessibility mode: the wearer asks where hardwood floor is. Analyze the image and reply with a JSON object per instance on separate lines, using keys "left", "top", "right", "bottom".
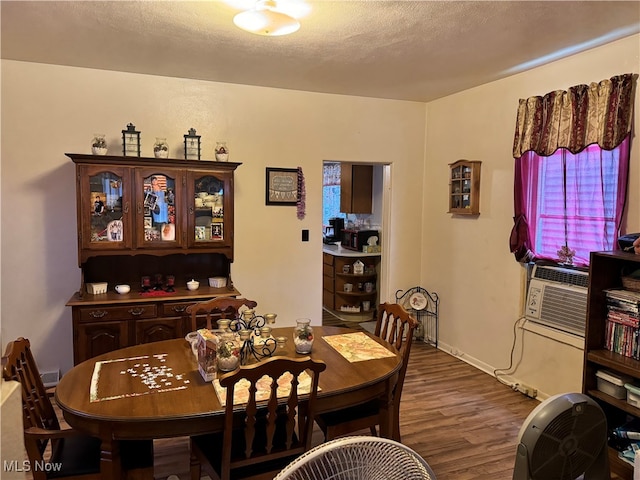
{"left": 150, "top": 328, "right": 539, "bottom": 479}
{"left": 399, "top": 342, "right": 537, "bottom": 480}
{"left": 54, "top": 314, "right": 539, "bottom": 479}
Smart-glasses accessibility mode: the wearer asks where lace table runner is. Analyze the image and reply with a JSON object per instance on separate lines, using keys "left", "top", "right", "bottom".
{"left": 213, "top": 371, "right": 315, "bottom": 407}
{"left": 323, "top": 332, "right": 395, "bottom": 362}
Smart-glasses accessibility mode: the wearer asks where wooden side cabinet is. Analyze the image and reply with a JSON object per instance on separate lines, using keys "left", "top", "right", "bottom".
{"left": 448, "top": 160, "right": 481, "bottom": 215}
{"left": 74, "top": 318, "right": 129, "bottom": 364}
{"left": 323, "top": 253, "right": 335, "bottom": 310}
{"left": 322, "top": 250, "right": 380, "bottom": 321}
{"left": 584, "top": 251, "right": 640, "bottom": 480}
{"left": 134, "top": 317, "right": 185, "bottom": 345}
{"left": 340, "top": 163, "right": 373, "bottom": 214}
{"left": 66, "top": 153, "right": 243, "bottom": 364}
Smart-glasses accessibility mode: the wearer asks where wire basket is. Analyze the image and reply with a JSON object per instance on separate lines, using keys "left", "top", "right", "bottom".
{"left": 274, "top": 436, "right": 436, "bottom": 480}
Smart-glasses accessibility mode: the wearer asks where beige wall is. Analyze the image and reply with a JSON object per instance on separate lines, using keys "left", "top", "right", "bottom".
{"left": 423, "top": 34, "right": 640, "bottom": 398}
{"left": 0, "top": 60, "right": 426, "bottom": 373}
{"left": 1, "top": 34, "right": 638, "bottom": 398}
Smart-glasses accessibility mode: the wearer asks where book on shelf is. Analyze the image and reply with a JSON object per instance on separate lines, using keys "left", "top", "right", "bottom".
{"left": 607, "top": 300, "right": 639, "bottom": 314}
{"left": 605, "top": 288, "right": 640, "bottom": 304}
{"left": 605, "top": 288, "right": 640, "bottom": 359}
{"left": 607, "top": 310, "right": 640, "bottom": 327}
{"left": 605, "top": 319, "right": 639, "bottom": 359}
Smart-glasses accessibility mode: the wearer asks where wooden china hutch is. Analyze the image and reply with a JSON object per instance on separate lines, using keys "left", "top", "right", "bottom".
{"left": 66, "top": 153, "right": 242, "bottom": 364}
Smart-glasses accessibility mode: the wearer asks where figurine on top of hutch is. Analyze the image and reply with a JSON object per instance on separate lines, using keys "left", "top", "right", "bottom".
{"left": 66, "top": 152, "right": 242, "bottom": 364}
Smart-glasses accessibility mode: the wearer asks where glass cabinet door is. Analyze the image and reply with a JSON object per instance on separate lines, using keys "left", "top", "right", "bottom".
{"left": 450, "top": 165, "right": 464, "bottom": 211}
{"left": 188, "top": 171, "right": 232, "bottom": 248}
{"left": 79, "top": 165, "right": 131, "bottom": 251}
{"left": 135, "top": 168, "right": 183, "bottom": 248}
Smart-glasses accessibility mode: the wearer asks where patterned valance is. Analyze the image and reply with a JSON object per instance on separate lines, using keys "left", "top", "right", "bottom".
{"left": 513, "top": 73, "right": 636, "bottom": 158}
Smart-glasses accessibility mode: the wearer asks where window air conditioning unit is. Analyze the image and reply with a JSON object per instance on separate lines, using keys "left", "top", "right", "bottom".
{"left": 525, "top": 265, "right": 589, "bottom": 337}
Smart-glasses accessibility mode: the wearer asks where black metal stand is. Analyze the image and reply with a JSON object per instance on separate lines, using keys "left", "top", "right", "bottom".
{"left": 229, "top": 312, "right": 277, "bottom": 364}
{"left": 395, "top": 287, "right": 439, "bottom": 347}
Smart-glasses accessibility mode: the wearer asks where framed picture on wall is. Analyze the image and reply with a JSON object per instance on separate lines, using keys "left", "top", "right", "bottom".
{"left": 266, "top": 167, "right": 298, "bottom": 206}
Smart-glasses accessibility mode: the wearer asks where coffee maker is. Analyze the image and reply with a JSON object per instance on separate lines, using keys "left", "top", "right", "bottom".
{"left": 324, "top": 217, "right": 345, "bottom": 244}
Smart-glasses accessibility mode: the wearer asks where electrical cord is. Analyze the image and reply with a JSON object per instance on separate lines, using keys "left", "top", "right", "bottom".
{"left": 494, "top": 313, "right": 581, "bottom": 392}
{"left": 493, "top": 316, "right": 526, "bottom": 387}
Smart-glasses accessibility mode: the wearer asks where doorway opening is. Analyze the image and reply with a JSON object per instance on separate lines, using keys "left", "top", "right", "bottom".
{"left": 322, "top": 161, "right": 391, "bottom": 327}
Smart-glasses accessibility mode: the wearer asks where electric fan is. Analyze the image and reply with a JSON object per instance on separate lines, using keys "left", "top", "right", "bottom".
{"left": 513, "top": 392, "right": 609, "bottom": 480}
{"left": 274, "top": 435, "right": 436, "bottom": 480}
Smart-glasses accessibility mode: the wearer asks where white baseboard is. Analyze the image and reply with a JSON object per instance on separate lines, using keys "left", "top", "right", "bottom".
{"left": 434, "top": 339, "right": 548, "bottom": 401}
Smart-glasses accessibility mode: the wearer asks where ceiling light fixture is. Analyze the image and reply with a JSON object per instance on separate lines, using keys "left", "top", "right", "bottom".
{"left": 233, "top": 0, "right": 300, "bottom": 36}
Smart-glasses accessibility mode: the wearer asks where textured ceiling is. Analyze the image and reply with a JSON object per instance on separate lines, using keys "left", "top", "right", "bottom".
{"left": 2, "top": 1, "right": 639, "bottom": 102}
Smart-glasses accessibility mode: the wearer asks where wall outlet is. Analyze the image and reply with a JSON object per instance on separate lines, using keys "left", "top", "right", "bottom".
{"left": 517, "top": 383, "right": 538, "bottom": 398}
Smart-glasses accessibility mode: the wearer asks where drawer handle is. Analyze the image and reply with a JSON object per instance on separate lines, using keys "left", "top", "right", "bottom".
{"left": 128, "top": 308, "right": 144, "bottom": 316}
{"left": 89, "top": 310, "right": 108, "bottom": 318}
{"left": 172, "top": 305, "right": 187, "bottom": 313}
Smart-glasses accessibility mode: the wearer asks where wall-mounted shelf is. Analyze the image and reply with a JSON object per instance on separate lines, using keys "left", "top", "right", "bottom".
{"left": 448, "top": 160, "right": 481, "bottom": 215}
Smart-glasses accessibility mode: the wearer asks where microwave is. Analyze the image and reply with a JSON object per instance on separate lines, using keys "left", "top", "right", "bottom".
{"left": 341, "top": 229, "right": 378, "bottom": 251}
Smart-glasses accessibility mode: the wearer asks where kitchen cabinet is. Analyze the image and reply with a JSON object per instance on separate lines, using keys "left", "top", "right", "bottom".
{"left": 322, "top": 248, "right": 380, "bottom": 320}
{"left": 340, "top": 163, "right": 373, "bottom": 214}
{"left": 323, "top": 253, "right": 335, "bottom": 310}
{"left": 584, "top": 251, "right": 640, "bottom": 479}
{"left": 67, "top": 153, "right": 242, "bottom": 364}
{"left": 448, "top": 160, "right": 481, "bottom": 215}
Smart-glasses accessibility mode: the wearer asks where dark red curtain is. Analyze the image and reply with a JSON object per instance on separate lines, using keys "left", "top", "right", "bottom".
{"left": 510, "top": 73, "right": 636, "bottom": 263}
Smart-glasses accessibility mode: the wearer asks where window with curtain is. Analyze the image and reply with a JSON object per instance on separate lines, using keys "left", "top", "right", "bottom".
{"left": 510, "top": 73, "right": 636, "bottom": 267}
{"left": 322, "top": 162, "right": 345, "bottom": 227}
{"left": 518, "top": 140, "right": 629, "bottom": 266}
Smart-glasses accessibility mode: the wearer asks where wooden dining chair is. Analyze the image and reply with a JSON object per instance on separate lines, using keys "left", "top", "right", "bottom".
{"left": 187, "top": 297, "right": 258, "bottom": 331}
{"left": 315, "top": 302, "right": 419, "bottom": 442}
{"left": 190, "top": 356, "right": 326, "bottom": 480}
{"left": 1, "top": 337, "right": 154, "bottom": 480}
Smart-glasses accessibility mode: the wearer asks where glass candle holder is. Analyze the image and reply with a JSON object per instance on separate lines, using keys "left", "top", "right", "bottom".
{"left": 217, "top": 332, "right": 239, "bottom": 372}
{"left": 215, "top": 141, "right": 229, "bottom": 161}
{"left": 293, "top": 318, "right": 314, "bottom": 354}
{"left": 91, "top": 134, "right": 108, "bottom": 155}
{"left": 154, "top": 137, "right": 169, "bottom": 158}
{"left": 217, "top": 319, "right": 231, "bottom": 332}
{"left": 260, "top": 326, "right": 272, "bottom": 339}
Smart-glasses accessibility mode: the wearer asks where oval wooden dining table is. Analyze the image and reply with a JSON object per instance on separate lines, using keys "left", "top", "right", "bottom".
{"left": 55, "top": 326, "right": 401, "bottom": 480}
